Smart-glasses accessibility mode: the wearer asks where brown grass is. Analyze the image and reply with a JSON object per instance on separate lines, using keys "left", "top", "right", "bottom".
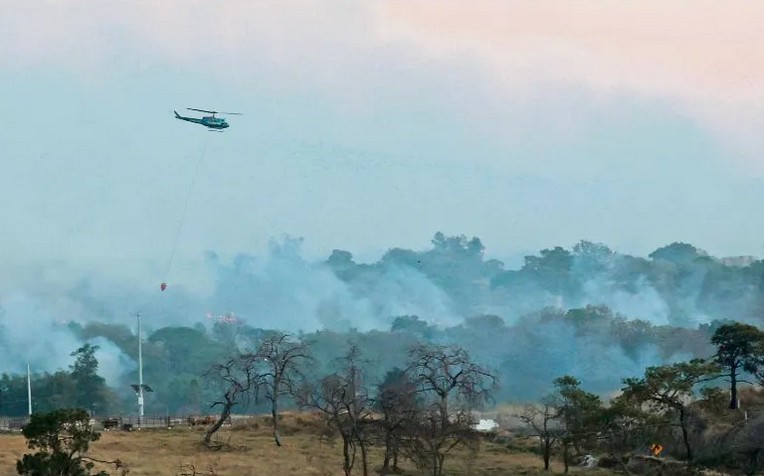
{"left": 0, "top": 413, "right": 618, "bottom": 476}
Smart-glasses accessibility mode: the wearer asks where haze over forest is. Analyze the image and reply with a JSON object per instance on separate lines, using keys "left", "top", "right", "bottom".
{"left": 1, "top": 233, "right": 761, "bottom": 415}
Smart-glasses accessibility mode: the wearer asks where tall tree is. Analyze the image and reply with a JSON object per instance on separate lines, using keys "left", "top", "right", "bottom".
{"left": 255, "top": 332, "right": 311, "bottom": 446}
{"left": 69, "top": 345, "right": 108, "bottom": 415}
{"left": 710, "top": 322, "right": 764, "bottom": 409}
{"left": 1, "top": 373, "right": 35, "bottom": 416}
{"left": 295, "top": 344, "right": 373, "bottom": 476}
{"left": 405, "top": 344, "right": 496, "bottom": 476}
{"left": 552, "top": 376, "right": 602, "bottom": 474}
{"left": 598, "top": 394, "right": 656, "bottom": 473}
{"left": 621, "top": 359, "right": 719, "bottom": 461}
{"left": 515, "top": 396, "right": 560, "bottom": 471}
{"left": 374, "top": 368, "right": 417, "bottom": 474}
{"left": 203, "top": 353, "right": 264, "bottom": 447}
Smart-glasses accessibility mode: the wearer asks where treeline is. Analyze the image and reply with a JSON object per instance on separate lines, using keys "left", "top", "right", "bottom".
{"left": 0, "top": 306, "right": 731, "bottom": 416}
{"left": 325, "top": 234, "right": 764, "bottom": 325}
{"left": 0, "top": 344, "right": 116, "bottom": 416}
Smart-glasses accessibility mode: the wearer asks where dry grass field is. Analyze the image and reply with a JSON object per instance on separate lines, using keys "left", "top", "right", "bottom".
{"left": 0, "top": 412, "right": 618, "bottom": 476}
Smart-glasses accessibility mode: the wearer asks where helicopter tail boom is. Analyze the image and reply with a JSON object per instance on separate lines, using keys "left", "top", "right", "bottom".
{"left": 174, "top": 112, "right": 204, "bottom": 125}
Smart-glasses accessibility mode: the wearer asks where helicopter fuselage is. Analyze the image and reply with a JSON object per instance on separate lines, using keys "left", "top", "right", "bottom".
{"left": 174, "top": 111, "right": 229, "bottom": 129}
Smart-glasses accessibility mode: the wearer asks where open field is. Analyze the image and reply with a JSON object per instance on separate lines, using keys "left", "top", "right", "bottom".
{"left": 0, "top": 413, "right": 618, "bottom": 476}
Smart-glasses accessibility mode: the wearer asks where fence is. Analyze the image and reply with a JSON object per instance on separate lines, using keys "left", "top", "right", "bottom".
{"left": 0, "top": 414, "right": 253, "bottom": 432}
{"left": 0, "top": 417, "right": 26, "bottom": 431}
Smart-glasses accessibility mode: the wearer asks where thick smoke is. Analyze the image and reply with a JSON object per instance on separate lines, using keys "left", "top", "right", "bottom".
{"left": 0, "top": 236, "right": 460, "bottom": 376}
{"left": 0, "top": 293, "right": 83, "bottom": 374}
{"left": 90, "top": 337, "right": 136, "bottom": 388}
{"left": 0, "top": 293, "right": 136, "bottom": 387}
{"left": 495, "top": 316, "right": 696, "bottom": 400}
{"left": 0, "top": 235, "right": 758, "bottom": 401}
{"left": 577, "top": 273, "right": 671, "bottom": 326}
{"left": 204, "top": 237, "right": 459, "bottom": 332}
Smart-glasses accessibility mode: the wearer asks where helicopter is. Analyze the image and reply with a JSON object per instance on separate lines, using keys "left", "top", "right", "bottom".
{"left": 174, "top": 108, "right": 242, "bottom": 130}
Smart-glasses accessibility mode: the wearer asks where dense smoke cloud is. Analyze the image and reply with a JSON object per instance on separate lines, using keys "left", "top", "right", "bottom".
{"left": 0, "top": 234, "right": 760, "bottom": 404}
{"left": 0, "top": 293, "right": 136, "bottom": 390}
{"left": 205, "top": 237, "right": 460, "bottom": 332}
{"left": 90, "top": 337, "right": 136, "bottom": 388}
{"left": 578, "top": 275, "right": 671, "bottom": 326}
{"left": 0, "top": 293, "right": 82, "bottom": 374}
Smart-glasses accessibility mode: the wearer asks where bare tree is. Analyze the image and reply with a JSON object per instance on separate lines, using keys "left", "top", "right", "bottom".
{"left": 407, "top": 408, "right": 481, "bottom": 476}
{"left": 203, "top": 353, "right": 264, "bottom": 447}
{"left": 256, "top": 332, "right": 311, "bottom": 446}
{"left": 515, "top": 397, "right": 560, "bottom": 470}
{"left": 295, "top": 344, "right": 373, "bottom": 476}
{"left": 374, "top": 368, "right": 418, "bottom": 474}
{"left": 404, "top": 344, "right": 497, "bottom": 476}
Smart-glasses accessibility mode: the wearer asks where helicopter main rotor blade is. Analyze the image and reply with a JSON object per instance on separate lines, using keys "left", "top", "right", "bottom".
{"left": 187, "top": 108, "right": 242, "bottom": 116}
{"left": 187, "top": 107, "right": 217, "bottom": 114}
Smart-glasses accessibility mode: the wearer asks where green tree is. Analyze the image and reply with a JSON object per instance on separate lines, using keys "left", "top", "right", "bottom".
{"left": 649, "top": 242, "right": 706, "bottom": 264}
{"left": 710, "top": 322, "right": 764, "bottom": 409}
{"left": 521, "top": 247, "right": 577, "bottom": 297}
{"left": 552, "top": 376, "right": 602, "bottom": 474}
{"left": 0, "top": 373, "right": 31, "bottom": 416}
{"left": 35, "top": 371, "right": 77, "bottom": 412}
{"left": 149, "top": 327, "right": 228, "bottom": 375}
{"left": 69, "top": 345, "right": 108, "bottom": 415}
{"left": 598, "top": 394, "right": 656, "bottom": 472}
{"left": 390, "top": 316, "right": 437, "bottom": 341}
{"left": 621, "top": 359, "right": 719, "bottom": 460}
{"left": 16, "top": 408, "right": 121, "bottom": 476}
{"left": 572, "top": 240, "right": 614, "bottom": 275}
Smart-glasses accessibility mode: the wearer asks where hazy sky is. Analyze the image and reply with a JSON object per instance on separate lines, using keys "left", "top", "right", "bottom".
{"left": 2, "top": 1, "right": 764, "bottom": 289}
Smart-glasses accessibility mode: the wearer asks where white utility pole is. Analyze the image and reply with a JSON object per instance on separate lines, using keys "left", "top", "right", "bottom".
{"left": 130, "top": 311, "right": 153, "bottom": 429}
{"left": 27, "top": 362, "right": 32, "bottom": 417}
{"left": 137, "top": 312, "right": 144, "bottom": 426}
